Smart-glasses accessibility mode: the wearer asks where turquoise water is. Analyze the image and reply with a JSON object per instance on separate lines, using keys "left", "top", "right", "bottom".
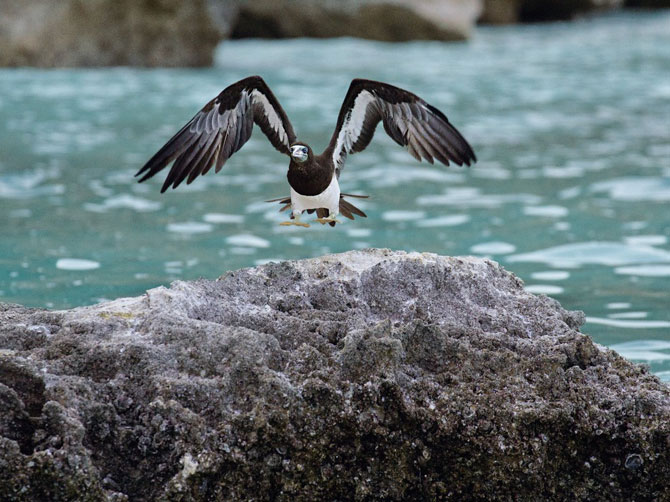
{"left": 1, "top": 12, "right": 668, "bottom": 379}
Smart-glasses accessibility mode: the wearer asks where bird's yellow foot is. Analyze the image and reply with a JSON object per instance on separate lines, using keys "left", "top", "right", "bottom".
{"left": 315, "top": 218, "right": 341, "bottom": 225}
{"left": 279, "top": 221, "right": 310, "bottom": 228}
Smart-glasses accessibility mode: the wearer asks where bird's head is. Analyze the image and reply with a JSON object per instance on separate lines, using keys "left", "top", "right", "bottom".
{"left": 290, "top": 144, "right": 310, "bottom": 163}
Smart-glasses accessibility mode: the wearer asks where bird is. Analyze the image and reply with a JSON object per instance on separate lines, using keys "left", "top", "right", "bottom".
{"left": 135, "top": 75, "right": 476, "bottom": 227}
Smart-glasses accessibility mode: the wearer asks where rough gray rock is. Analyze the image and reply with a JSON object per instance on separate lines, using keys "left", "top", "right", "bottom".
{"left": 0, "top": 0, "right": 230, "bottom": 67}
{"left": 0, "top": 249, "right": 668, "bottom": 501}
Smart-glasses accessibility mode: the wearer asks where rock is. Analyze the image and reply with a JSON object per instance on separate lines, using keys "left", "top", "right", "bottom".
{"left": 479, "top": 0, "right": 624, "bottom": 23}
{"left": 0, "top": 0, "right": 480, "bottom": 67}
{"left": 231, "top": 0, "right": 481, "bottom": 42}
{"left": 479, "top": 0, "right": 521, "bottom": 24}
{"left": 625, "top": 0, "right": 670, "bottom": 6}
{"left": 519, "top": 0, "right": 623, "bottom": 21}
{"left": 0, "top": 249, "right": 668, "bottom": 501}
{"left": 0, "top": 0, "right": 232, "bottom": 67}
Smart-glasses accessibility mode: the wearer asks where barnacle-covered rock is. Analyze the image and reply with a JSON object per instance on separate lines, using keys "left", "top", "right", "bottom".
{"left": 1, "top": 249, "right": 668, "bottom": 500}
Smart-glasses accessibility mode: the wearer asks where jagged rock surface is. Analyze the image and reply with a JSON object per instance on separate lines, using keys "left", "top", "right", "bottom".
{"left": 0, "top": 249, "right": 669, "bottom": 501}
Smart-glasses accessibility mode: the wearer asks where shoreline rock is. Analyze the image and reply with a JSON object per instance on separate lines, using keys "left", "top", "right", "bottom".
{"left": 0, "top": 0, "right": 479, "bottom": 67}
{"left": 624, "top": 0, "right": 670, "bottom": 6}
{"left": 0, "top": 0, "right": 228, "bottom": 67}
{"left": 479, "top": 0, "right": 624, "bottom": 24}
{"left": 1, "top": 249, "right": 669, "bottom": 500}
{"left": 1, "top": 0, "right": 664, "bottom": 66}
{"left": 231, "top": 0, "right": 480, "bottom": 42}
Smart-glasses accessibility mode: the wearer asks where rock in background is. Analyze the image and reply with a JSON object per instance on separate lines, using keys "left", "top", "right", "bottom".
{"left": 1, "top": 249, "right": 669, "bottom": 501}
{"left": 479, "top": 0, "right": 624, "bottom": 23}
{"left": 0, "top": 0, "right": 479, "bottom": 67}
{"left": 2, "top": 0, "right": 663, "bottom": 66}
{"left": 231, "top": 0, "right": 481, "bottom": 41}
{"left": 625, "top": 0, "right": 670, "bottom": 6}
{"left": 0, "top": 0, "right": 481, "bottom": 68}
{"left": 0, "top": 0, "right": 230, "bottom": 67}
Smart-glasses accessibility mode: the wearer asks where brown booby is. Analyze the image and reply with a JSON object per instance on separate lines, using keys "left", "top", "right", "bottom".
{"left": 136, "top": 76, "right": 476, "bottom": 227}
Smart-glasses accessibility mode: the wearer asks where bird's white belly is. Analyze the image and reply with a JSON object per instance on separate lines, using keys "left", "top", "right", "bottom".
{"left": 290, "top": 175, "right": 340, "bottom": 213}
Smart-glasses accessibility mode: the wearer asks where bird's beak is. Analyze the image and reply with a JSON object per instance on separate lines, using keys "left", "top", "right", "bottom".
{"left": 290, "top": 146, "right": 308, "bottom": 163}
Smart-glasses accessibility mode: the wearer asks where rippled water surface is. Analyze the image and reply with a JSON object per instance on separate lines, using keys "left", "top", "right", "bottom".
{"left": 1, "top": 12, "right": 668, "bottom": 379}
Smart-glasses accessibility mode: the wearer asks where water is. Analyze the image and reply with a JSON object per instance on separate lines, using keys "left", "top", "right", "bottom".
{"left": 1, "top": 12, "right": 668, "bottom": 379}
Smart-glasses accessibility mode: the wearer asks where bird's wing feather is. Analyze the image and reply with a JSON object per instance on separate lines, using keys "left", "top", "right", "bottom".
{"left": 135, "top": 76, "right": 297, "bottom": 192}
{"left": 325, "top": 79, "right": 476, "bottom": 176}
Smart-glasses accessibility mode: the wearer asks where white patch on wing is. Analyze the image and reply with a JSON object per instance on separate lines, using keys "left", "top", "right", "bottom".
{"left": 250, "top": 89, "right": 288, "bottom": 146}
{"left": 191, "top": 105, "right": 234, "bottom": 135}
{"left": 191, "top": 110, "right": 206, "bottom": 133}
{"left": 206, "top": 103, "right": 219, "bottom": 133}
{"left": 332, "top": 90, "right": 376, "bottom": 169}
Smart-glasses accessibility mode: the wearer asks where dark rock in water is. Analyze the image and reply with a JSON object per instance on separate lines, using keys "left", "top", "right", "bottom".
{"left": 625, "top": 0, "right": 670, "bottom": 6}
{"left": 480, "top": 0, "right": 623, "bottom": 23}
{"left": 479, "top": 0, "right": 521, "bottom": 24}
{"left": 0, "top": 249, "right": 668, "bottom": 501}
{"left": 0, "top": 0, "right": 230, "bottom": 67}
{"left": 519, "top": 0, "right": 623, "bottom": 21}
{"left": 230, "top": 0, "right": 477, "bottom": 42}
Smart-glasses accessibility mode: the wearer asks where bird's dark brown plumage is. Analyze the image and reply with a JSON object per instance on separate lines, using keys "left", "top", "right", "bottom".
{"left": 136, "top": 76, "right": 296, "bottom": 193}
{"left": 135, "top": 75, "right": 476, "bottom": 226}
{"left": 325, "top": 78, "right": 476, "bottom": 177}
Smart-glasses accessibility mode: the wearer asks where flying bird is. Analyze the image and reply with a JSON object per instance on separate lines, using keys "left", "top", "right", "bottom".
{"left": 136, "top": 76, "right": 476, "bottom": 227}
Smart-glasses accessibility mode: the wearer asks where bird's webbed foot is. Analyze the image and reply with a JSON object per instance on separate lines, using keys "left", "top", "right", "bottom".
{"left": 314, "top": 217, "right": 341, "bottom": 225}
{"left": 279, "top": 211, "right": 310, "bottom": 228}
{"left": 315, "top": 209, "right": 341, "bottom": 225}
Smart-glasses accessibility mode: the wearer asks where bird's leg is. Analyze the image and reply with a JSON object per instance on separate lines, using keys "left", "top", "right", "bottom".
{"left": 315, "top": 208, "right": 341, "bottom": 225}
{"left": 279, "top": 209, "right": 310, "bottom": 228}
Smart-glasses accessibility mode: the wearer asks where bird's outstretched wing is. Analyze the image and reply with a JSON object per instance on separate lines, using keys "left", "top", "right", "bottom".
{"left": 136, "top": 76, "right": 297, "bottom": 192}
{"left": 325, "top": 79, "right": 476, "bottom": 176}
